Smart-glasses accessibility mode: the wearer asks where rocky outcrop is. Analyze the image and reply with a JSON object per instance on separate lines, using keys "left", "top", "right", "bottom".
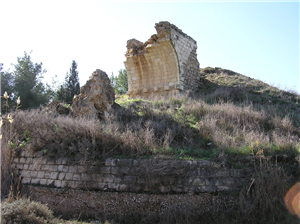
{"left": 71, "top": 69, "right": 115, "bottom": 119}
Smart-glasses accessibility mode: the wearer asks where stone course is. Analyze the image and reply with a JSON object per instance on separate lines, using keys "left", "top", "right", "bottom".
{"left": 124, "top": 21, "right": 201, "bottom": 99}
{"left": 12, "top": 150, "right": 251, "bottom": 194}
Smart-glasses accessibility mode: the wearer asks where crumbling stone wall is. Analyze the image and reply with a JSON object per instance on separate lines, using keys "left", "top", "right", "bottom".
{"left": 12, "top": 150, "right": 251, "bottom": 194}
{"left": 124, "top": 21, "right": 201, "bottom": 98}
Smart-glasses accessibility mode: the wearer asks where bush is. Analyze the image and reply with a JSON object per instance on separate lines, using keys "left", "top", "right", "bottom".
{"left": 1, "top": 198, "right": 55, "bottom": 224}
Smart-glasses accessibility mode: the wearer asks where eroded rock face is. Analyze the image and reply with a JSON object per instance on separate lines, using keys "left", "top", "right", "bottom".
{"left": 71, "top": 69, "right": 115, "bottom": 119}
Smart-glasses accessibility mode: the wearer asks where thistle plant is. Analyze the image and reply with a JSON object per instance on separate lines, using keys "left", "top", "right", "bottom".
{"left": 1, "top": 91, "right": 9, "bottom": 114}
{"left": 1, "top": 92, "right": 22, "bottom": 200}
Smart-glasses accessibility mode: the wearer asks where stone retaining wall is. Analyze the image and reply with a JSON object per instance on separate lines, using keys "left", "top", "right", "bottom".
{"left": 12, "top": 150, "right": 251, "bottom": 194}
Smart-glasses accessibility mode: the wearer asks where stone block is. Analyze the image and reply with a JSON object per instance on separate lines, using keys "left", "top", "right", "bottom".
{"left": 124, "top": 176, "right": 136, "bottom": 184}
{"left": 70, "top": 181, "right": 81, "bottom": 189}
{"left": 211, "top": 162, "right": 221, "bottom": 168}
{"left": 81, "top": 174, "right": 91, "bottom": 181}
{"left": 41, "top": 165, "right": 49, "bottom": 171}
{"left": 201, "top": 169, "right": 215, "bottom": 178}
{"left": 19, "top": 157, "right": 26, "bottom": 164}
{"left": 21, "top": 170, "right": 31, "bottom": 178}
{"left": 78, "top": 166, "right": 87, "bottom": 173}
{"left": 92, "top": 174, "right": 102, "bottom": 182}
{"left": 193, "top": 177, "right": 205, "bottom": 186}
{"left": 111, "top": 167, "right": 119, "bottom": 175}
{"left": 215, "top": 168, "right": 229, "bottom": 177}
{"left": 48, "top": 165, "right": 58, "bottom": 172}
{"left": 139, "top": 159, "right": 149, "bottom": 167}
{"left": 202, "top": 185, "right": 214, "bottom": 192}
{"left": 98, "top": 183, "right": 107, "bottom": 190}
{"left": 16, "top": 164, "right": 23, "bottom": 169}
{"left": 26, "top": 158, "right": 33, "bottom": 164}
{"left": 23, "top": 164, "right": 29, "bottom": 170}
{"left": 119, "top": 184, "right": 129, "bottom": 191}
{"left": 231, "top": 169, "right": 239, "bottom": 177}
{"left": 61, "top": 181, "right": 68, "bottom": 188}
{"left": 31, "top": 178, "right": 40, "bottom": 185}
{"left": 40, "top": 179, "right": 47, "bottom": 185}
{"left": 72, "top": 174, "right": 81, "bottom": 181}
{"left": 172, "top": 186, "right": 184, "bottom": 193}
{"left": 103, "top": 175, "right": 114, "bottom": 183}
{"left": 56, "top": 158, "right": 62, "bottom": 164}
{"left": 65, "top": 173, "right": 73, "bottom": 180}
{"left": 206, "top": 178, "right": 220, "bottom": 186}
{"left": 58, "top": 173, "right": 65, "bottom": 180}
{"left": 114, "top": 176, "right": 122, "bottom": 183}
{"left": 69, "top": 166, "right": 77, "bottom": 173}
{"left": 46, "top": 179, "right": 54, "bottom": 186}
{"left": 61, "top": 158, "right": 68, "bottom": 165}
{"left": 117, "top": 159, "right": 132, "bottom": 167}
{"left": 40, "top": 157, "right": 47, "bottom": 164}
{"left": 119, "top": 167, "right": 130, "bottom": 175}
{"left": 159, "top": 185, "right": 170, "bottom": 193}
{"left": 137, "top": 177, "right": 146, "bottom": 184}
{"left": 108, "top": 183, "right": 119, "bottom": 190}
{"left": 223, "top": 178, "right": 235, "bottom": 186}
{"left": 132, "top": 160, "right": 139, "bottom": 166}
{"left": 54, "top": 180, "right": 62, "bottom": 188}
{"left": 13, "top": 158, "right": 19, "bottom": 163}
{"left": 57, "top": 165, "right": 64, "bottom": 172}
{"left": 51, "top": 172, "right": 59, "bottom": 179}
{"left": 30, "top": 171, "right": 38, "bottom": 178}
{"left": 47, "top": 159, "right": 55, "bottom": 165}
{"left": 216, "top": 186, "right": 229, "bottom": 191}
{"left": 35, "top": 151, "right": 43, "bottom": 158}
{"left": 37, "top": 171, "right": 45, "bottom": 178}
{"left": 22, "top": 178, "right": 31, "bottom": 184}
{"left": 44, "top": 172, "right": 51, "bottom": 179}
{"left": 100, "top": 166, "right": 111, "bottom": 174}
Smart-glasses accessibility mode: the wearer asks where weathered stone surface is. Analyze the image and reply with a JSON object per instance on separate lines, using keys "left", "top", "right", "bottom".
{"left": 124, "top": 21, "right": 201, "bottom": 99}
{"left": 13, "top": 155, "right": 252, "bottom": 194}
{"left": 45, "top": 99, "right": 70, "bottom": 115}
{"left": 71, "top": 69, "right": 115, "bottom": 119}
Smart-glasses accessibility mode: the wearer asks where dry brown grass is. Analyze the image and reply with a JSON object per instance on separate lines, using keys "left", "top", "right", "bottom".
{"left": 1, "top": 67, "right": 299, "bottom": 223}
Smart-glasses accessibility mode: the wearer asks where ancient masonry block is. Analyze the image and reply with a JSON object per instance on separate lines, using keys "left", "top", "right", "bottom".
{"left": 124, "top": 21, "right": 201, "bottom": 99}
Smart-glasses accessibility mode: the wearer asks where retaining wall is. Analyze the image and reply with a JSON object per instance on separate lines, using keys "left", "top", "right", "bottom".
{"left": 12, "top": 150, "right": 251, "bottom": 194}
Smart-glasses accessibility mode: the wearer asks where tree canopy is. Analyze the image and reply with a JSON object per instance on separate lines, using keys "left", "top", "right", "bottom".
{"left": 13, "top": 52, "right": 53, "bottom": 109}
{"left": 56, "top": 60, "right": 80, "bottom": 104}
{"left": 110, "top": 69, "right": 128, "bottom": 95}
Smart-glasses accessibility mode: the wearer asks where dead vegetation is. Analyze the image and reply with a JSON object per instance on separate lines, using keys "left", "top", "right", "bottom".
{"left": 1, "top": 67, "right": 299, "bottom": 223}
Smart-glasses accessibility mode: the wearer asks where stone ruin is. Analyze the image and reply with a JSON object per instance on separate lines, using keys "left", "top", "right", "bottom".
{"left": 72, "top": 69, "right": 115, "bottom": 119}
{"left": 48, "top": 22, "right": 201, "bottom": 118}
{"left": 124, "top": 21, "right": 201, "bottom": 98}
{"left": 48, "top": 69, "right": 115, "bottom": 119}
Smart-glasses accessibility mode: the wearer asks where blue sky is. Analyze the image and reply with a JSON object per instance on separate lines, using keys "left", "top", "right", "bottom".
{"left": 1, "top": 0, "right": 299, "bottom": 93}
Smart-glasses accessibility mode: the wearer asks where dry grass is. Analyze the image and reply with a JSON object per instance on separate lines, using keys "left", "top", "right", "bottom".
{"left": 1, "top": 67, "right": 299, "bottom": 223}
{"left": 1, "top": 198, "right": 55, "bottom": 224}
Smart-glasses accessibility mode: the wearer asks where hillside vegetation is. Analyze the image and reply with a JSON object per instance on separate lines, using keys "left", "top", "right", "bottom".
{"left": 1, "top": 67, "right": 300, "bottom": 223}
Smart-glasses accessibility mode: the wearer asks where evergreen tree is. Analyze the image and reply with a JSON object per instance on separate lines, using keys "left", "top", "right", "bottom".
{"left": 109, "top": 69, "right": 128, "bottom": 95}
{"left": 13, "top": 52, "right": 53, "bottom": 109}
{"left": 0, "top": 63, "right": 14, "bottom": 98}
{"left": 56, "top": 60, "right": 80, "bottom": 104}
